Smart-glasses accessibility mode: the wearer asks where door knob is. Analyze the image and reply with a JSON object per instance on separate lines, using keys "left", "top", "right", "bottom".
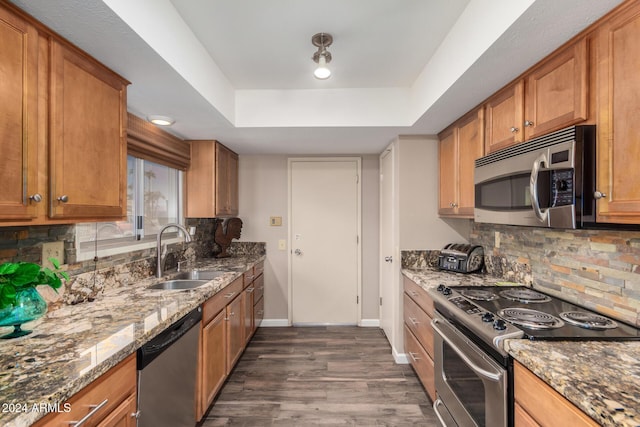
{"left": 594, "top": 191, "right": 607, "bottom": 200}
{"left": 294, "top": 249, "right": 302, "bottom": 256}
{"left": 384, "top": 256, "right": 393, "bottom": 263}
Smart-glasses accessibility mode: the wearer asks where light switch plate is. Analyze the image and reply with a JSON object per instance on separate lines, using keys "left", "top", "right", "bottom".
{"left": 42, "top": 241, "right": 65, "bottom": 269}
{"left": 278, "top": 239, "right": 287, "bottom": 250}
{"left": 270, "top": 216, "right": 282, "bottom": 226}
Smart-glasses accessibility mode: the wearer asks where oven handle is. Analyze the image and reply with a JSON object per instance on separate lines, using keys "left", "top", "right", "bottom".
{"left": 530, "top": 153, "right": 549, "bottom": 223}
{"left": 432, "top": 399, "right": 449, "bottom": 427}
{"left": 431, "top": 318, "right": 502, "bottom": 382}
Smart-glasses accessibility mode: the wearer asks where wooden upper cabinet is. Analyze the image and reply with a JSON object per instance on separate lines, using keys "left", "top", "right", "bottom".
{"left": 216, "top": 143, "right": 239, "bottom": 216}
{"left": 594, "top": 0, "right": 640, "bottom": 224}
{"left": 0, "top": 7, "right": 39, "bottom": 221}
{"left": 49, "top": 40, "right": 128, "bottom": 219}
{"left": 186, "top": 141, "right": 239, "bottom": 218}
{"left": 438, "top": 108, "right": 484, "bottom": 217}
{"left": 484, "top": 80, "right": 524, "bottom": 153}
{"left": 523, "top": 37, "right": 589, "bottom": 140}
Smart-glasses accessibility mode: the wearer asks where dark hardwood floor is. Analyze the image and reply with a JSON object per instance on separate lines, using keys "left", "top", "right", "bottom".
{"left": 199, "top": 326, "right": 438, "bottom": 426}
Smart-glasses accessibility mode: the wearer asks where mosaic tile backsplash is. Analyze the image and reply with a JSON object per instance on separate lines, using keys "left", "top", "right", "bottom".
{"left": 470, "top": 223, "right": 640, "bottom": 326}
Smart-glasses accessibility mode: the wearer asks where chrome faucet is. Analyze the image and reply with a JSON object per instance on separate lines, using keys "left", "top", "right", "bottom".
{"left": 156, "top": 223, "right": 192, "bottom": 278}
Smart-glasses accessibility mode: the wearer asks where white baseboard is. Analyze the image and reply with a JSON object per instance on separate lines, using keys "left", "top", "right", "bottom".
{"left": 359, "top": 319, "right": 380, "bottom": 327}
{"left": 393, "top": 347, "right": 410, "bottom": 364}
{"left": 259, "top": 319, "right": 290, "bottom": 327}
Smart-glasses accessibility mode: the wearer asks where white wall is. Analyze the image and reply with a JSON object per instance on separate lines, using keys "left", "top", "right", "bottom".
{"left": 237, "top": 154, "right": 380, "bottom": 323}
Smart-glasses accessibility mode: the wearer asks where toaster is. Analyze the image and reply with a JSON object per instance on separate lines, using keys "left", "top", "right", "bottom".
{"left": 437, "top": 243, "right": 484, "bottom": 273}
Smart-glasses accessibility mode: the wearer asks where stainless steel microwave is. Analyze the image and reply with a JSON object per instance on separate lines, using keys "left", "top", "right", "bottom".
{"left": 474, "top": 125, "right": 596, "bottom": 229}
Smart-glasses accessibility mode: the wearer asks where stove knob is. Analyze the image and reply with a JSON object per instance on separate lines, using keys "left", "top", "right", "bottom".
{"left": 442, "top": 287, "right": 452, "bottom": 296}
{"left": 493, "top": 319, "right": 507, "bottom": 331}
{"left": 481, "top": 313, "right": 494, "bottom": 323}
{"left": 437, "top": 284, "right": 446, "bottom": 293}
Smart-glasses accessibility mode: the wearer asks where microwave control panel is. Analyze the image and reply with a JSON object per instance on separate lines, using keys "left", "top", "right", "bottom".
{"left": 550, "top": 169, "right": 574, "bottom": 206}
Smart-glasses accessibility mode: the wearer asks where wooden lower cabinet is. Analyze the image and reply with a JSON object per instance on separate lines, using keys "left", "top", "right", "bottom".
{"left": 197, "top": 310, "right": 227, "bottom": 420}
{"left": 226, "top": 292, "right": 245, "bottom": 374}
{"left": 402, "top": 276, "right": 436, "bottom": 402}
{"left": 514, "top": 361, "right": 598, "bottom": 427}
{"left": 33, "top": 354, "right": 137, "bottom": 427}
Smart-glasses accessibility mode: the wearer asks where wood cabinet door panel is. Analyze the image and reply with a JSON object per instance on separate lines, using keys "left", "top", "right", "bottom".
{"left": 254, "top": 295, "right": 264, "bottom": 330}
{"left": 457, "top": 108, "right": 484, "bottom": 216}
{"left": 198, "top": 310, "right": 227, "bottom": 420}
{"left": 225, "top": 294, "right": 244, "bottom": 374}
{"left": 524, "top": 38, "right": 588, "bottom": 139}
{"left": 438, "top": 127, "right": 457, "bottom": 216}
{"left": 514, "top": 361, "right": 597, "bottom": 427}
{"left": 0, "top": 6, "right": 39, "bottom": 220}
{"left": 243, "top": 285, "right": 254, "bottom": 344}
{"left": 403, "top": 325, "right": 436, "bottom": 402}
{"left": 49, "top": 41, "right": 126, "bottom": 219}
{"left": 403, "top": 276, "right": 434, "bottom": 318}
{"left": 485, "top": 80, "right": 524, "bottom": 153}
{"left": 596, "top": 2, "right": 640, "bottom": 223}
{"left": 403, "top": 293, "right": 434, "bottom": 357}
{"left": 97, "top": 394, "right": 136, "bottom": 427}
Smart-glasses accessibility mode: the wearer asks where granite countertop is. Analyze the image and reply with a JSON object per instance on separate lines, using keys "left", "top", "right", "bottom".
{"left": 402, "top": 267, "right": 640, "bottom": 427}
{"left": 0, "top": 254, "right": 265, "bottom": 427}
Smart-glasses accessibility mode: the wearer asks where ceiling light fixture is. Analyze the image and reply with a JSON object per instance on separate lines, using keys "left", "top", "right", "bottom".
{"left": 147, "top": 115, "right": 175, "bottom": 126}
{"left": 312, "top": 33, "right": 333, "bottom": 80}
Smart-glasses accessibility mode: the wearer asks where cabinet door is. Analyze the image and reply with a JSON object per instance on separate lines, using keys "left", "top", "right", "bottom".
{"left": 456, "top": 108, "right": 484, "bottom": 217}
{"left": 524, "top": 37, "right": 588, "bottom": 140}
{"left": 0, "top": 6, "right": 39, "bottom": 220}
{"left": 198, "top": 310, "right": 226, "bottom": 420}
{"left": 243, "top": 284, "right": 254, "bottom": 344}
{"left": 97, "top": 394, "right": 137, "bottom": 427}
{"left": 484, "top": 80, "right": 524, "bottom": 153}
{"left": 595, "top": 1, "right": 640, "bottom": 224}
{"left": 215, "top": 144, "right": 239, "bottom": 216}
{"left": 225, "top": 294, "right": 244, "bottom": 374}
{"left": 227, "top": 149, "right": 239, "bottom": 215}
{"left": 253, "top": 296, "right": 264, "bottom": 331}
{"left": 403, "top": 324, "right": 436, "bottom": 402}
{"left": 49, "top": 40, "right": 127, "bottom": 219}
{"left": 438, "top": 127, "right": 457, "bottom": 216}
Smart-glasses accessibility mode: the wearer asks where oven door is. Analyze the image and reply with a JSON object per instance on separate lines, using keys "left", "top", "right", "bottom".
{"left": 431, "top": 311, "right": 508, "bottom": 427}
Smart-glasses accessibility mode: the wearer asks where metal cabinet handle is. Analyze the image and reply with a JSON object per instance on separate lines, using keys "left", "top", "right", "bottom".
{"left": 224, "top": 292, "right": 236, "bottom": 299}
{"left": 246, "top": 287, "right": 255, "bottom": 293}
{"left": 57, "top": 195, "right": 69, "bottom": 203}
{"left": 29, "top": 193, "right": 42, "bottom": 203}
{"left": 594, "top": 191, "right": 607, "bottom": 200}
{"left": 449, "top": 202, "right": 458, "bottom": 208}
{"left": 408, "top": 352, "right": 421, "bottom": 361}
{"left": 524, "top": 120, "right": 534, "bottom": 127}
{"left": 510, "top": 126, "right": 519, "bottom": 133}
{"left": 68, "top": 398, "right": 108, "bottom": 426}
{"left": 409, "top": 317, "right": 419, "bottom": 325}
{"left": 409, "top": 291, "right": 418, "bottom": 297}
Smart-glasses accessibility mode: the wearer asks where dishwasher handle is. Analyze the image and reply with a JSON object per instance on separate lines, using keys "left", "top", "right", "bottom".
{"left": 137, "top": 307, "right": 202, "bottom": 370}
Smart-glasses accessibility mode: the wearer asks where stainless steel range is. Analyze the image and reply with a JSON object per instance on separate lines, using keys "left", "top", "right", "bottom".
{"left": 427, "top": 284, "right": 640, "bottom": 427}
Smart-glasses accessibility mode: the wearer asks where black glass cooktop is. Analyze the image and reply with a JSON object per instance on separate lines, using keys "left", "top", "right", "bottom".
{"left": 454, "top": 286, "right": 640, "bottom": 341}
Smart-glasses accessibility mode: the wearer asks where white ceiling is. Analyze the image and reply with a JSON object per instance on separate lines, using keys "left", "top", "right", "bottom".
{"left": 10, "top": 0, "right": 624, "bottom": 155}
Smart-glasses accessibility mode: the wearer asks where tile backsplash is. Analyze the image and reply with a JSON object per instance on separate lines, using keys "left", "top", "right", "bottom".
{"left": 470, "top": 223, "right": 640, "bottom": 326}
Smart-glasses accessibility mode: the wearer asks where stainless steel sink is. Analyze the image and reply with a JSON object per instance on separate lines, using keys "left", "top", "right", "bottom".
{"left": 147, "top": 279, "right": 209, "bottom": 291}
{"left": 173, "top": 270, "right": 227, "bottom": 280}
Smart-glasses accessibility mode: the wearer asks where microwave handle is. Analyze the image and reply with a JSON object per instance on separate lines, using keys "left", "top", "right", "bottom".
{"left": 530, "top": 153, "right": 549, "bottom": 223}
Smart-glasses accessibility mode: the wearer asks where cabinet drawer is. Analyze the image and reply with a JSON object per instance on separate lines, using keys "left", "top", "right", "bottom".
{"left": 243, "top": 267, "right": 255, "bottom": 287}
{"left": 33, "top": 354, "right": 136, "bottom": 427}
{"left": 403, "top": 293, "right": 434, "bottom": 357}
{"left": 514, "top": 361, "right": 598, "bottom": 427}
{"left": 253, "top": 273, "right": 264, "bottom": 303}
{"left": 202, "top": 276, "right": 243, "bottom": 324}
{"left": 254, "top": 261, "right": 264, "bottom": 278}
{"left": 403, "top": 276, "right": 434, "bottom": 317}
{"left": 403, "top": 324, "right": 436, "bottom": 402}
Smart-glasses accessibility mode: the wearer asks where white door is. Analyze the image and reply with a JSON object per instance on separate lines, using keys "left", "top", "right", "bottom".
{"left": 379, "top": 146, "right": 394, "bottom": 340}
{"left": 289, "top": 158, "right": 360, "bottom": 325}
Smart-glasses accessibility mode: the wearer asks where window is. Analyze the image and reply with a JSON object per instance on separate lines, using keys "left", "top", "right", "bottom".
{"left": 76, "top": 155, "right": 184, "bottom": 259}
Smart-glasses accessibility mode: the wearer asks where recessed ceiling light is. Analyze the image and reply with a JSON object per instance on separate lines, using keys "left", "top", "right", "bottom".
{"left": 147, "top": 115, "right": 175, "bottom": 126}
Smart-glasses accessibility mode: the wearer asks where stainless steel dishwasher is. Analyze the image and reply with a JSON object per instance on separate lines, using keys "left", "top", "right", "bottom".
{"left": 137, "top": 307, "right": 202, "bottom": 427}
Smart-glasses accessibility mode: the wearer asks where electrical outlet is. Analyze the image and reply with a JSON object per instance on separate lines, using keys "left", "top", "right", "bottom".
{"left": 42, "top": 241, "right": 65, "bottom": 269}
